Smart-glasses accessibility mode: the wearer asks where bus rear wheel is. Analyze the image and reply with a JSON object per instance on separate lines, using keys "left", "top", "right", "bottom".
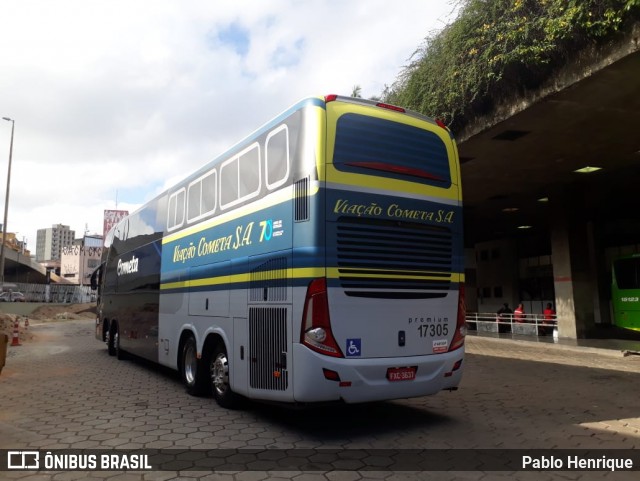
{"left": 181, "top": 336, "right": 208, "bottom": 396}
{"left": 208, "top": 343, "right": 237, "bottom": 409}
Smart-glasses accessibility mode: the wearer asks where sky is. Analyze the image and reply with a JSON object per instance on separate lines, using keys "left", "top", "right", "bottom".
{"left": 0, "top": 0, "right": 459, "bottom": 255}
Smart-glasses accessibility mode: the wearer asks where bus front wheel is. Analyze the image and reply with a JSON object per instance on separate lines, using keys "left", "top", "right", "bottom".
{"left": 208, "top": 342, "right": 237, "bottom": 409}
{"left": 114, "top": 323, "right": 127, "bottom": 360}
{"left": 107, "top": 322, "right": 116, "bottom": 356}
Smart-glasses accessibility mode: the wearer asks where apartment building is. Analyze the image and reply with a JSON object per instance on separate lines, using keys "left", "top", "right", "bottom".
{"left": 36, "top": 224, "right": 75, "bottom": 263}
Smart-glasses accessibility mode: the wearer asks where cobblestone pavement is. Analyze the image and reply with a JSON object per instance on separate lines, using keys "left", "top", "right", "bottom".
{"left": 1, "top": 319, "right": 639, "bottom": 481}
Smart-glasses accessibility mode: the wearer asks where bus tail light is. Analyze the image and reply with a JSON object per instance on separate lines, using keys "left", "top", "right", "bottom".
{"left": 301, "top": 278, "right": 344, "bottom": 358}
{"left": 449, "top": 283, "right": 467, "bottom": 351}
{"left": 324, "top": 94, "right": 406, "bottom": 114}
{"left": 375, "top": 102, "right": 405, "bottom": 113}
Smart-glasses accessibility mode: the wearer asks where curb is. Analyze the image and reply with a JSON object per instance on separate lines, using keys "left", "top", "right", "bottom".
{"left": 466, "top": 333, "right": 639, "bottom": 358}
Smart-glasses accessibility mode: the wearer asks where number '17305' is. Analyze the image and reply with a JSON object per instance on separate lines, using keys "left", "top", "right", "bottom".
{"left": 418, "top": 323, "right": 449, "bottom": 338}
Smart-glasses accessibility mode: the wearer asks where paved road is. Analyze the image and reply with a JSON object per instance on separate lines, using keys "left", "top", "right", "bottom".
{"left": 1, "top": 319, "right": 639, "bottom": 480}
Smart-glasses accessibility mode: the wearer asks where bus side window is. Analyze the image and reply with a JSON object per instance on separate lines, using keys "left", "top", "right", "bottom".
{"left": 239, "top": 144, "right": 261, "bottom": 198}
{"left": 187, "top": 169, "right": 218, "bottom": 224}
{"left": 220, "top": 158, "right": 239, "bottom": 208}
{"left": 187, "top": 181, "right": 202, "bottom": 222}
{"left": 221, "top": 142, "right": 261, "bottom": 210}
{"left": 201, "top": 170, "right": 217, "bottom": 215}
{"left": 167, "top": 189, "right": 186, "bottom": 231}
{"left": 266, "top": 124, "right": 289, "bottom": 190}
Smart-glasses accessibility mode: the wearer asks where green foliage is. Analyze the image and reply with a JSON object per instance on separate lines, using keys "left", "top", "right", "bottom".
{"left": 384, "top": 0, "right": 640, "bottom": 133}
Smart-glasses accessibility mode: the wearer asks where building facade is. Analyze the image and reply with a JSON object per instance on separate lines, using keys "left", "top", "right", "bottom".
{"left": 60, "top": 235, "right": 103, "bottom": 285}
{"left": 36, "top": 224, "right": 75, "bottom": 263}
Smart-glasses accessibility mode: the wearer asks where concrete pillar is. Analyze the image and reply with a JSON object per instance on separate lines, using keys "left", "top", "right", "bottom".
{"left": 550, "top": 188, "right": 599, "bottom": 339}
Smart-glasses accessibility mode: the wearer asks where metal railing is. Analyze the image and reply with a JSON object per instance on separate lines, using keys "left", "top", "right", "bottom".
{"left": 1, "top": 282, "right": 94, "bottom": 303}
{"left": 466, "top": 312, "right": 557, "bottom": 337}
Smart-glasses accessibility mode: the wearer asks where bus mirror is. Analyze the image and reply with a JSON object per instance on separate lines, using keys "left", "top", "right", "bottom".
{"left": 90, "top": 268, "right": 99, "bottom": 291}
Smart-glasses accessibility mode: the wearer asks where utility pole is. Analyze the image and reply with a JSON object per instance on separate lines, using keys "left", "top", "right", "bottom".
{"left": 0, "top": 117, "right": 15, "bottom": 287}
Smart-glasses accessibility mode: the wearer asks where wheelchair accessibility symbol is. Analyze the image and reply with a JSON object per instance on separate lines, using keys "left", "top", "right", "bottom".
{"left": 346, "top": 338, "right": 361, "bottom": 357}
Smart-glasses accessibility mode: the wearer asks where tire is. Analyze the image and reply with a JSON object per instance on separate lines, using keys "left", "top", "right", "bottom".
{"left": 181, "top": 336, "right": 208, "bottom": 396}
{"left": 107, "top": 322, "right": 116, "bottom": 356}
{"left": 112, "top": 322, "right": 127, "bottom": 360}
{"left": 208, "top": 342, "right": 237, "bottom": 409}
{"left": 115, "top": 330, "right": 125, "bottom": 360}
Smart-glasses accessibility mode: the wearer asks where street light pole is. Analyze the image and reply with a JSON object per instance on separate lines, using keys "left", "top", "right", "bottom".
{"left": 0, "top": 117, "right": 15, "bottom": 287}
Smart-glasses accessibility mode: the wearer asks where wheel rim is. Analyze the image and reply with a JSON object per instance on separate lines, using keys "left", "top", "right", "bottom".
{"left": 184, "top": 342, "right": 197, "bottom": 385}
{"left": 114, "top": 330, "right": 119, "bottom": 352}
{"left": 211, "top": 352, "right": 229, "bottom": 396}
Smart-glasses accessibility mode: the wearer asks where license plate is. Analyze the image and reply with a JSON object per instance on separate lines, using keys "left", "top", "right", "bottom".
{"left": 387, "top": 366, "right": 417, "bottom": 382}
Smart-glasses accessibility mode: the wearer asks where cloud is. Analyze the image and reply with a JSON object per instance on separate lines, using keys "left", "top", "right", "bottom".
{"left": 216, "top": 22, "right": 252, "bottom": 57}
{"left": 0, "top": 0, "right": 457, "bottom": 255}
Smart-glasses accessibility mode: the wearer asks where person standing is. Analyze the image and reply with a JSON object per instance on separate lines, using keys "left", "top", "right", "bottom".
{"left": 514, "top": 303, "right": 525, "bottom": 323}
{"left": 543, "top": 303, "right": 556, "bottom": 321}
{"left": 496, "top": 303, "right": 512, "bottom": 333}
{"left": 539, "top": 302, "right": 556, "bottom": 335}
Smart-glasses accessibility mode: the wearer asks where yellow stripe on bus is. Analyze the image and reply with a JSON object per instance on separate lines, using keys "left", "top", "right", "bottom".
{"left": 160, "top": 267, "right": 463, "bottom": 290}
{"left": 160, "top": 267, "right": 327, "bottom": 290}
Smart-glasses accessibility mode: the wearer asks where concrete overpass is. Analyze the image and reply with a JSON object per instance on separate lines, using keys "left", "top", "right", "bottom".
{"left": 457, "top": 23, "right": 640, "bottom": 339}
{"left": 1, "top": 248, "right": 67, "bottom": 284}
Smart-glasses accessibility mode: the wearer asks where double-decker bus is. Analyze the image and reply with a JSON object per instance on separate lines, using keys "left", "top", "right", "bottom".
{"left": 92, "top": 94, "right": 466, "bottom": 408}
{"left": 611, "top": 254, "right": 640, "bottom": 331}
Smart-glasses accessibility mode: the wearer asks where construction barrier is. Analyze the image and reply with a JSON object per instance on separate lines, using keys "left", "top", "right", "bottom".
{"left": 10, "top": 317, "right": 21, "bottom": 347}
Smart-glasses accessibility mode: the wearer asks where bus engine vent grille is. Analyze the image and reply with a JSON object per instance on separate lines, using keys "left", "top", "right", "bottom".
{"left": 334, "top": 217, "right": 453, "bottom": 299}
{"left": 294, "top": 177, "right": 310, "bottom": 222}
{"left": 249, "top": 307, "right": 288, "bottom": 391}
{"left": 250, "top": 257, "right": 288, "bottom": 302}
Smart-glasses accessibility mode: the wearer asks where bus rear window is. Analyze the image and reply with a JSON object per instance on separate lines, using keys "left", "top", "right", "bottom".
{"left": 332, "top": 113, "right": 452, "bottom": 187}
{"left": 614, "top": 257, "right": 640, "bottom": 289}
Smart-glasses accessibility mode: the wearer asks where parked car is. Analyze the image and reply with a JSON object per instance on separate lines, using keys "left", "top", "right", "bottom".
{"left": 0, "top": 291, "right": 25, "bottom": 302}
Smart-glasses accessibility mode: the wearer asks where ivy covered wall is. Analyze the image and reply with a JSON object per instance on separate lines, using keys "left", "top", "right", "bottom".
{"left": 384, "top": 0, "right": 640, "bottom": 133}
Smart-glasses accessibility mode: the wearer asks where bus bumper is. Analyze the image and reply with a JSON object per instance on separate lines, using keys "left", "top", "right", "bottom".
{"left": 291, "top": 343, "right": 464, "bottom": 404}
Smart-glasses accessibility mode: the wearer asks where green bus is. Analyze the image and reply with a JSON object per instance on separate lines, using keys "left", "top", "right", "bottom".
{"left": 611, "top": 254, "right": 640, "bottom": 331}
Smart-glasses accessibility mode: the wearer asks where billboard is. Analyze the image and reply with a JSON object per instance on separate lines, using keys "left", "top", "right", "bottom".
{"left": 103, "top": 210, "right": 129, "bottom": 240}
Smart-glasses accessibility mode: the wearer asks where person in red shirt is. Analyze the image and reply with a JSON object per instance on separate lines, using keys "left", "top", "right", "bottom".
{"left": 543, "top": 303, "right": 556, "bottom": 321}
{"left": 539, "top": 302, "right": 557, "bottom": 336}
{"left": 514, "top": 303, "right": 525, "bottom": 323}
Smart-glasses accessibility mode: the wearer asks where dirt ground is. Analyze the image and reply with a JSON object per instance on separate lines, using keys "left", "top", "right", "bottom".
{"left": 0, "top": 303, "right": 96, "bottom": 344}
{"left": 29, "top": 302, "right": 96, "bottom": 321}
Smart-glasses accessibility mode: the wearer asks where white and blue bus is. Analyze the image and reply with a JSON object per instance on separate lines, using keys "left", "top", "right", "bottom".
{"left": 92, "top": 95, "right": 466, "bottom": 408}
